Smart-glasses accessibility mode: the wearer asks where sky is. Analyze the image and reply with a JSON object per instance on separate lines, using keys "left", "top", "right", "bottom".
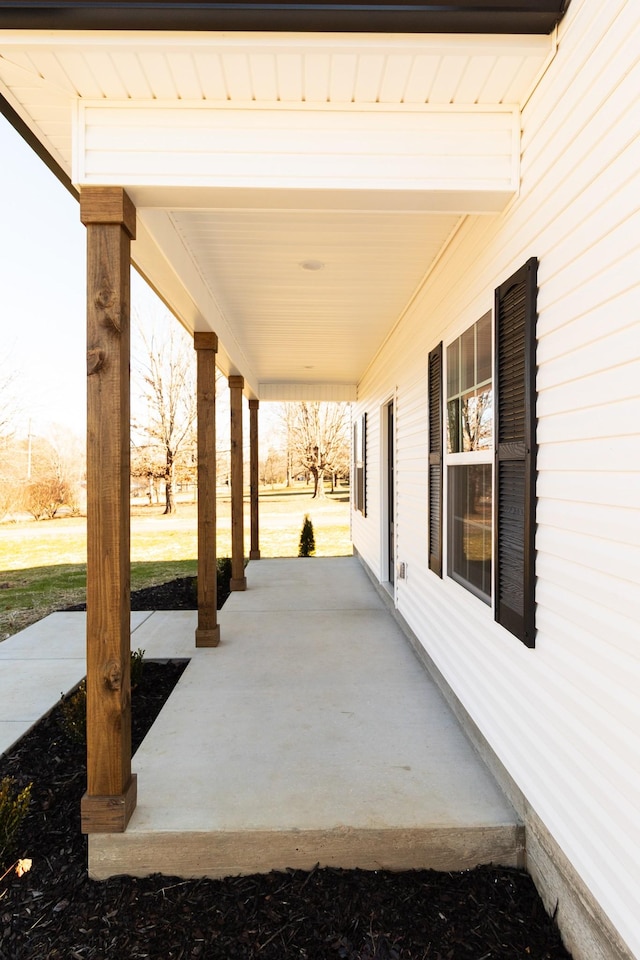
{"left": 0, "top": 114, "right": 176, "bottom": 441}
{"left": 1, "top": 116, "right": 88, "bottom": 436}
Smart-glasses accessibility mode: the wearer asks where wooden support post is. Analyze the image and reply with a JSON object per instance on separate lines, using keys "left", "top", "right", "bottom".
{"left": 249, "top": 399, "right": 260, "bottom": 561}
{"left": 229, "top": 375, "right": 247, "bottom": 591}
{"left": 80, "top": 186, "right": 137, "bottom": 834}
{"left": 194, "top": 333, "right": 221, "bottom": 647}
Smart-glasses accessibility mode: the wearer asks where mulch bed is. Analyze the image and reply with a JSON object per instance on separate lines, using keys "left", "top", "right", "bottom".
{"left": 66, "top": 573, "right": 230, "bottom": 613}
{"left": 0, "top": 581, "right": 571, "bottom": 959}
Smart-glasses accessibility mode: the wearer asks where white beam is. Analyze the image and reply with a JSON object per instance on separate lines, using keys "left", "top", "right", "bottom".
{"left": 74, "top": 101, "right": 519, "bottom": 211}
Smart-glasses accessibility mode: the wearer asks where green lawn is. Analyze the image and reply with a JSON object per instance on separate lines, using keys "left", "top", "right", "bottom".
{"left": 0, "top": 484, "right": 351, "bottom": 640}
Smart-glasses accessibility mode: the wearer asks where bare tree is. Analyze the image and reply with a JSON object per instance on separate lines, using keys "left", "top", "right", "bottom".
{"left": 285, "top": 402, "right": 350, "bottom": 500}
{"left": 133, "top": 319, "right": 197, "bottom": 515}
{"left": 0, "top": 438, "right": 21, "bottom": 520}
{"left": 0, "top": 372, "right": 19, "bottom": 518}
{"left": 0, "top": 358, "right": 20, "bottom": 449}
{"left": 130, "top": 443, "right": 165, "bottom": 504}
{"left": 21, "top": 427, "right": 84, "bottom": 519}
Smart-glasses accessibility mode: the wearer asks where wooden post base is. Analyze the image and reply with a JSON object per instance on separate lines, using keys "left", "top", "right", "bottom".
{"left": 230, "top": 577, "right": 247, "bottom": 591}
{"left": 249, "top": 550, "right": 261, "bottom": 560}
{"left": 196, "top": 626, "right": 221, "bottom": 647}
{"left": 81, "top": 774, "right": 137, "bottom": 834}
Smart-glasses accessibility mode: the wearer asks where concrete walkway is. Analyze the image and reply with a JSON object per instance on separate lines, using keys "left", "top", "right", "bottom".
{"left": 0, "top": 610, "right": 153, "bottom": 755}
{"left": 1, "top": 557, "right": 522, "bottom": 880}
{"left": 90, "top": 558, "right": 523, "bottom": 879}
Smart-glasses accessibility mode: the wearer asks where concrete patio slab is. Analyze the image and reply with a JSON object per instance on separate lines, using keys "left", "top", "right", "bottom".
{"left": 0, "top": 611, "right": 152, "bottom": 754}
{"left": 90, "top": 557, "right": 523, "bottom": 881}
{"left": 222, "top": 555, "right": 382, "bottom": 613}
{"left": 130, "top": 609, "right": 197, "bottom": 658}
{"left": 0, "top": 611, "right": 152, "bottom": 659}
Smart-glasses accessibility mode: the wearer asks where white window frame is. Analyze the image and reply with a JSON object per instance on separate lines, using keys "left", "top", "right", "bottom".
{"left": 443, "top": 311, "right": 494, "bottom": 606}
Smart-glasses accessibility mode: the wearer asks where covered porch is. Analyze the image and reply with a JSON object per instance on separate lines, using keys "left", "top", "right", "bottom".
{"left": 88, "top": 557, "right": 521, "bottom": 879}
{"left": 0, "top": 8, "right": 563, "bottom": 856}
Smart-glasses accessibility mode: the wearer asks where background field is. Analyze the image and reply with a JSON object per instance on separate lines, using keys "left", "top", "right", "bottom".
{"left": 0, "top": 484, "right": 351, "bottom": 640}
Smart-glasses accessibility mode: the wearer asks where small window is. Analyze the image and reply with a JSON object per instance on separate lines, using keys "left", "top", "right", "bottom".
{"left": 447, "top": 312, "right": 492, "bottom": 454}
{"left": 446, "top": 313, "right": 493, "bottom": 603}
{"left": 448, "top": 463, "right": 492, "bottom": 602}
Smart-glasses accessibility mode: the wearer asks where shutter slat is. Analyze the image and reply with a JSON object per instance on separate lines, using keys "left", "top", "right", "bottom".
{"left": 494, "top": 258, "right": 538, "bottom": 647}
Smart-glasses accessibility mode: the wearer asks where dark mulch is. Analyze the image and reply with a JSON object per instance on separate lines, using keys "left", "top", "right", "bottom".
{"left": 66, "top": 573, "right": 229, "bottom": 613}
{"left": 0, "top": 580, "right": 572, "bottom": 959}
{"left": 67, "top": 569, "right": 230, "bottom": 614}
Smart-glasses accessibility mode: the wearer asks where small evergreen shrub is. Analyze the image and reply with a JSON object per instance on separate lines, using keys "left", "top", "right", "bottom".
{"left": 217, "top": 556, "right": 233, "bottom": 589}
{"left": 60, "top": 679, "right": 87, "bottom": 744}
{"left": 298, "top": 515, "right": 316, "bottom": 557}
{"left": 216, "top": 556, "right": 233, "bottom": 605}
{"left": 131, "top": 647, "right": 145, "bottom": 689}
{"left": 60, "top": 648, "right": 146, "bottom": 743}
{"left": 0, "top": 777, "right": 32, "bottom": 862}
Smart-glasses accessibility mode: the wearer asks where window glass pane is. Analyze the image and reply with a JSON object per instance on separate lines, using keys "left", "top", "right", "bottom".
{"left": 460, "top": 390, "right": 476, "bottom": 452}
{"left": 476, "top": 312, "right": 492, "bottom": 384}
{"left": 460, "top": 326, "right": 475, "bottom": 391}
{"left": 476, "top": 386, "right": 493, "bottom": 450}
{"left": 461, "top": 388, "right": 493, "bottom": 451}
{"left": 447, "top": 464, "right": 492, "bottom": 602}
{"left": 447, "top": 340, "right": 459, "bottom": 400}
{"left": 447, "top": 399, "right": 460, "bottom": 453}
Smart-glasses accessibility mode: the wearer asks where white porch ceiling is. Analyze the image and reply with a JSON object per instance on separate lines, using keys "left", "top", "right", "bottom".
{"left": 0, "top": 30, "right": 555, "bottom": 398}
{"left": 170, "top": 207, "right": 460, "bottom": 390}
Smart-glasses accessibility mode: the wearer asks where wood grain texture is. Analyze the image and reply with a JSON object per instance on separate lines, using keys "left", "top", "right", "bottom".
{"left": 81, "top": 775, "right": 137, "bottom": 834}
{"left": 229, "top": 376, "right": 247, "bottom": 590}
{"left": 194, "top": 335, "right": 220, "bottom": 647}
{"left": 80, "top": 185, "right": 136, "bottom": 238}
{"left": 249, "top": 398, "right": 260, "bottom": 560}
{"left": 82, "top": 189, "right": 135, "bottom": 832}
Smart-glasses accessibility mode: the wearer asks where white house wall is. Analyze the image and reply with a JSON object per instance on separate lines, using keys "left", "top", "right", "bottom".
{"left": 352, "top": 0, "right": 640, "bottom": 955}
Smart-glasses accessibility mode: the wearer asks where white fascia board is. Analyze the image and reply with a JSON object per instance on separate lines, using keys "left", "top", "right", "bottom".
{"left": 258, "top": 382, "right": 357, "bottom": 402}
{"left": 73, "top": 100, "right": 520, "bottom": 207}
{"left": 0, "top": 29, "right": 552, "bottom": 55}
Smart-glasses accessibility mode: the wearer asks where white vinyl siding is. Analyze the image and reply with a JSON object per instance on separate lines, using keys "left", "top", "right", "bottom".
{"left": 352, "top": 0, "right": 640, "bottom": 953}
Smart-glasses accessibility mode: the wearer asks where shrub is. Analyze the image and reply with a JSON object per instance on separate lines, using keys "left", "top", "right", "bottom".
{"left": 0, "top": 777, "right": 32, "bottom": 862}
{"left": 60, "top": 648, "right": 146, "bottom": 743}
{"left": 23, "top": 476, "right": 70, "bottom": 520}
{"left": 298, "top": 515, "right": 316, "bottom": 557}
{"left": 216, "top": 556, "right": 233, "bottom": 606}
{"left": 217, "top": 556, "right": 232, "bottom": 590}
{"left": 131, "top": 647, "right": 145, "bottom": 689}
{"left": 60, "top": 679, "right": 87, "bottom": 744}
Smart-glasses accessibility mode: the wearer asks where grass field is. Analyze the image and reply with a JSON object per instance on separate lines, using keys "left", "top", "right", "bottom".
{"left": 0, "top": 484, "right": 351, "bottom": 640}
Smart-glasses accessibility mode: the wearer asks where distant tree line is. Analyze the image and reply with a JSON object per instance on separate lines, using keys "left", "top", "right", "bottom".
{"left": 1, "top": 312, "right": 352, "bottom": 524}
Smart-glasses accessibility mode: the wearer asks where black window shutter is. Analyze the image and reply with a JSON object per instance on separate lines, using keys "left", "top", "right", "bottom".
{"left": 494, "top": 258, "right": 538, "bottom": 647}
{"left": 353, "top": 421, "right": 360, "bottom": 513}
{"left": 428, "top": 343, "right": 443, "bottom": 577}
{"left": 362, "top": 412, "right": 367, "bottom": 518}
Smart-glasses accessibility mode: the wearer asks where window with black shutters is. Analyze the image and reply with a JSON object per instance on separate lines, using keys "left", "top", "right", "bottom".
{"left": 427, "top": 258, "right": 537, "bottom": 647}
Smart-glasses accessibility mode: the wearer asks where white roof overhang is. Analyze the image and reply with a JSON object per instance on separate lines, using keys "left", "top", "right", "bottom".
{"left": 0, "top": 30, "right": 556, "bottom": 399}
